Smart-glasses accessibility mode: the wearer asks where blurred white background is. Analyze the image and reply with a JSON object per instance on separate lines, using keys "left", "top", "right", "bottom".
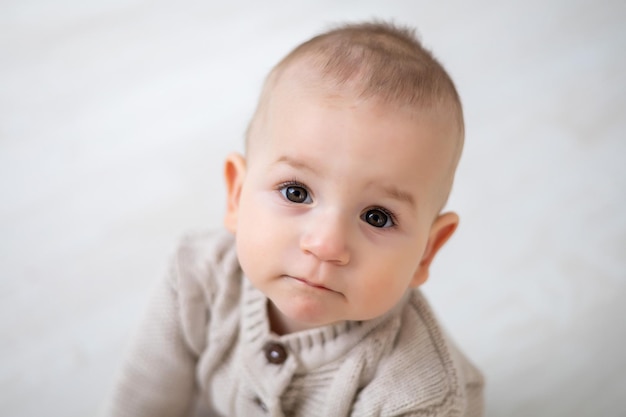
{"left": 1, "top": 0, "right": 625, "bottom": 416}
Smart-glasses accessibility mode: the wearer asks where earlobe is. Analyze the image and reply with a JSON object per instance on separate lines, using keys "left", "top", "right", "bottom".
{"left": 410, "top": 212, "right": 459, "bottom": 288}
{"left": 223, "top": 152, "right": 247, "bottom": 233}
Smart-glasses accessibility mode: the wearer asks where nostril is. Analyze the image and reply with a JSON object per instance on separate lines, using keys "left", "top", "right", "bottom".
{"left": 300, "top": 235, "right": 349, "bottom": 265}
{"left": 299, "top": 214, "right": 351, "bottom": 264}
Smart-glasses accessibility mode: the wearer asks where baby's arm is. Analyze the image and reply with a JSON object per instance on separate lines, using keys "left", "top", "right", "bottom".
{"left": 103, "top": 264, "right": 199, "bottom": 417}
{"left": 459, "top": 355, "right": 485, "bottom": 417}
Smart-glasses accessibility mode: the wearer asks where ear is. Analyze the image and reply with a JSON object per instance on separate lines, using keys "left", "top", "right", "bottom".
{"left": 223, "top": 152, "right": 247, "bottom": 233}
{"left": 410, "top": 212, "right": 459, "bottom": 288}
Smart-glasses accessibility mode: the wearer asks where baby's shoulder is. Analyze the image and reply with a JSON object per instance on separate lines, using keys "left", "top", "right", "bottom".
{"left": 163, "top": 229, "right": 243, "bottom": 353}
{"left": 171, "top": 228, "right": 240, "bottom": 292}
{"left": 170, "top": 229, "right": 241, "bottom": 315}
{"left": 353, "top": 291, "right": 482, "bottom": 416}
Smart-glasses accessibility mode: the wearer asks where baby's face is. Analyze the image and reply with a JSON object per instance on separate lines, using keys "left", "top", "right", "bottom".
{"left": 226, "top": 78, "right": 457, "bottom": 333}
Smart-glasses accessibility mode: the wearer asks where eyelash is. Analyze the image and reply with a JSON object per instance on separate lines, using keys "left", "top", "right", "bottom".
{"left": 367, "top": 206, "right": 398, "bottom": 228}
{"left": 276, "top": 179, "right": 312, "bottom": 202}
{"left": 276, "top": 179, "right": 309, "bottom": 195}
{"left": 277, "top": 179, "right": 307, "bottom": 190}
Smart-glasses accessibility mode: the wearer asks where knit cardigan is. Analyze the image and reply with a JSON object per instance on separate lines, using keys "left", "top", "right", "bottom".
{"left": 104, "top": 229, "right": 484, "bottom": 417}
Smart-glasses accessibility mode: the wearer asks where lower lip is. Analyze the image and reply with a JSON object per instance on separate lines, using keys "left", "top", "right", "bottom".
{"left": 289, "top": 276, "right": 332, "bottom": 292}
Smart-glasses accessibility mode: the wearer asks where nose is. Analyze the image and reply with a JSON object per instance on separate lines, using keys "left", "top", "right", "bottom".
{"left": 300, "top": 211, "right": 350, "bottom": 265}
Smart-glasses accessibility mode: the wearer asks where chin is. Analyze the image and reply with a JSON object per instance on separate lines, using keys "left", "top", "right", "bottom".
{"left": 274, "top": 297, "right": 339, "bottom": 330}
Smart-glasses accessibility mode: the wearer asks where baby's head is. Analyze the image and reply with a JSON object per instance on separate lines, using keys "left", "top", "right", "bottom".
{"left": 247, "top": 21, "right": 464, "bottom": 208}
{"left": 224, "top": 22, "right": 464, "bottom": 334}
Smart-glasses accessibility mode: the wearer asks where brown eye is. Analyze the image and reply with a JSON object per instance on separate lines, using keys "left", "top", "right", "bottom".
{"left": 362, "top": 209, "right": 392, "bottom": 228}
{"left": 282, "top": 185, "right": 310, "bottom": 203}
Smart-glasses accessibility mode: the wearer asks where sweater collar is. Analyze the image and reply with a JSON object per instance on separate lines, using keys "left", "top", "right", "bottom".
{"left": 240, "top": 276, "right": 407, "bottom": 372}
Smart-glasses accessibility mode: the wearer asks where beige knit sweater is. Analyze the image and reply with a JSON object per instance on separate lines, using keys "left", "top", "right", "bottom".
{"left": 104, "top": 230, "right": 484, "bottom": 417}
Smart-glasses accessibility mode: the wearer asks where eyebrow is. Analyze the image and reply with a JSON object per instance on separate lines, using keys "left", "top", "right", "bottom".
{"left": 378, "top": 184, "right": 416, "bottom": 210}
{"left": 274, "top": 155, "right": 416, "bottom": 209}
{"left": 273, "top": 155, "right": 321, "bottom": 175}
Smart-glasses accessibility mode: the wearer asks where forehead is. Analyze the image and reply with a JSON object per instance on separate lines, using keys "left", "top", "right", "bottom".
{"left": 265, "top": 71, "right": 454, "bottom": 158}
{"left": 251, "top": 79, "right": 455, "bottom": 212}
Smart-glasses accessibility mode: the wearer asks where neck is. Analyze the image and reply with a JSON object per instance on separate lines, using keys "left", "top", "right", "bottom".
{"left": 267, "top": 300, "right": 321, "bottom": 335}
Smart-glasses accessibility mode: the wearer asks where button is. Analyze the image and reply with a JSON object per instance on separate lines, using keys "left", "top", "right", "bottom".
{"left": 263, "top": 342, "right": 288, "bottom": 364}
{"left": 253, "top": 396, "right": 268, "bottom": 412}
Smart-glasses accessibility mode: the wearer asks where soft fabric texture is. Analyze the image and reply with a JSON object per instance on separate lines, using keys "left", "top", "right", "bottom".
{"left": 104, "top": 229, "right": 484, "bottom": 416}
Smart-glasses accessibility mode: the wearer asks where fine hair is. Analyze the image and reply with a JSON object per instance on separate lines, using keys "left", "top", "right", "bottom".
{"left": 247, "top": 21, "right": 464, "bottom": 147}
{"left": 245, "top": 21, "right": 465, "bottom": 211}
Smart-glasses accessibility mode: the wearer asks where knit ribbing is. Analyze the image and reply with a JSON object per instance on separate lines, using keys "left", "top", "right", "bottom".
{"left": 103, "top": 229, "right": 484, "bottom": 417}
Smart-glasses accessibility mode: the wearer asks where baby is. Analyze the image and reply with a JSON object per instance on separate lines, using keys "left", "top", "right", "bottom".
{"left": 105, "top": 21, "right": 484, "bottom": 417}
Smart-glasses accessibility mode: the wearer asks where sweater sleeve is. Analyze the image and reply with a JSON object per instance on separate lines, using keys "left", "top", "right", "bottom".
{"left": 459, "top": 354, "right": 485, "bottom": 417}
{"left": 102, "top": 257, "right": 201, "bottom": 417}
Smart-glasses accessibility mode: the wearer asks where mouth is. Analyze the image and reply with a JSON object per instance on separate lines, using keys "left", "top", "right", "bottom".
{"left": 287, "top": 276, "right": 334, "bottom": 292}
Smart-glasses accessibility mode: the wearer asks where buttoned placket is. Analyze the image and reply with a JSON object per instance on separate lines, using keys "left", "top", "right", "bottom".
{"left": 240, "top": 338, "right": 298, "bottom": 416}
{"left": 238, "top": 281, "right": 300, "bottom": 416}
{"left": 236, "top": 278, "right": 406, "bottom": 416}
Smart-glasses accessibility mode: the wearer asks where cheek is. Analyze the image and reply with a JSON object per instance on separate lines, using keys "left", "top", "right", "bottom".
{"left": 354, "top": 250, "right": 420, "bottom": 311}
{"left": 234, "top": 190, "right": 291, "bottom": 275}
